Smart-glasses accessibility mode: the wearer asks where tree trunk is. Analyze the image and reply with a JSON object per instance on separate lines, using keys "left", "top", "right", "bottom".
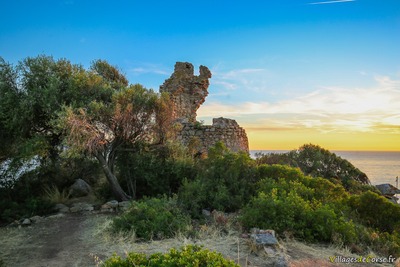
{"left": 95, "top": 153, "right": 131, "bottom": 201}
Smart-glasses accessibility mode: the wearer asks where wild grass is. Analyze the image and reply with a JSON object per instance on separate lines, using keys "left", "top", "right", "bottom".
{"left": 43, "top": 185, "right": 70, "bottom": 204}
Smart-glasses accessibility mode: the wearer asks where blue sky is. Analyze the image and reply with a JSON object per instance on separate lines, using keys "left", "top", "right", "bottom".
{"left": 1, "top": 0, "right": 400, "bottom": 150}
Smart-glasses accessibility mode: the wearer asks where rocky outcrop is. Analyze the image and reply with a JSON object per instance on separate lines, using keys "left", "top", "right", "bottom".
{"left": 161, "top": 62, "right": 249, "bottom": 154}
{"left": 375, "top": 183, "right": 400, "bottom": 204}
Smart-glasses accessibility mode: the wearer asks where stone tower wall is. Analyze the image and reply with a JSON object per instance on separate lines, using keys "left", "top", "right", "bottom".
{"left": 177, "top": 118, "right": 249, "bottom": 154}
{"left": 161, "top": 62, "right": 249, "bottom": 153}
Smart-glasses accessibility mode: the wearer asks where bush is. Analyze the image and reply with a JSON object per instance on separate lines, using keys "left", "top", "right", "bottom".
{"left": 240, "top": 165, "right": 357, "bottom": 244}
{"left": 116, "top": 143, "right": 196, "bottom": 199}
{"left": 101, "top": 245, "right": 239, "bottom": 267}
{"left": 347, "top": 191, "right": 400, "bottom": 233}
{"left": 256, "top": 144, "right": 370, "bottom": 190}
{"left": 111, "top": 196, "right": 191, "bottom": 240}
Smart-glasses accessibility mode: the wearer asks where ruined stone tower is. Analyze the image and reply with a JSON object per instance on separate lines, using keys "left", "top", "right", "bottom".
{"left": 160, "top": 62, "right": 249, "bottom": 154}
{"left": 160, "top": 62, "right": 211, "bottom": 123}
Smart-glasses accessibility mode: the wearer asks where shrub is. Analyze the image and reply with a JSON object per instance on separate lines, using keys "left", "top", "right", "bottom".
{"left": 240, "top": 165, "right": 357, "bottom": 244}
{"left": 347, "top": 191, "right": 400, "bottom": 233}
{"left": 116, "top": 143, "right": 196, "bottom": 199}
{"left": 256, "top": 144, "right": 370, "bottom": 189}
{"left": 101, "top": 245, "right": 239, "bottom": 267}
{"left": 111, "top": 196, "right": 191, "bottom": 240}
{"left": 178, "top": 142, "right": 258, "bottom": 217}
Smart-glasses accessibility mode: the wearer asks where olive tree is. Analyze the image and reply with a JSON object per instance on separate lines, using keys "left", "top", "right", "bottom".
{"left": 63, "top": 84, "right": 159, "bottom": 201}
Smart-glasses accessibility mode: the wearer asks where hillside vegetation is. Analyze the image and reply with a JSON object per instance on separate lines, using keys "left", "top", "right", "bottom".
{"left": 1, "top": 56, "right": 399, "bottom": 265}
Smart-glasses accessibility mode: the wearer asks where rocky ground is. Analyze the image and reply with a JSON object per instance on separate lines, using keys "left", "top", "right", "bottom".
{"left": 0, "top": 205, "right": 399, "bottom": 267}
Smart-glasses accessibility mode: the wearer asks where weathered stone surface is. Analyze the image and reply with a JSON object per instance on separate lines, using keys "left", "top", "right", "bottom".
{"left": 160, "top": 62, "right": 211, "bottom": 123}
{"left": 251, "top": 229, "right": 278, "bottom": 246}
{"left": 47, "top": 213, "right": 65, "bottom": 219}
{"left": 70, "top": 202, "right": 94, "bottom": 213}
{"left": 106, "top": 200, "right": 119, "bottom": 208}
{"left": 22, "top": 218, "right": 31, "bottom": 226}
{"left": 55, "top": 203, "right": 70, "bottom": 213}
{"left": 29, "top": 215, "right": 43, "bottom": 223}
{"left": 161, "top": 62, "right": 249, "bottom": 154}
{"left": 69, "top": 179, "right": 92, "bottom": 197}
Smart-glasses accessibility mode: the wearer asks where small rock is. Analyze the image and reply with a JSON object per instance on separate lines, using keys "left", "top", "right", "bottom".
{"left": 100, "top": 207, "right": 113, "bottom": 213}
{"left": 251, "top": 229, "right": 278, "bottom": 246}
{"left": 274, "top": 255, "right": 290, "bottom": 267}
{"left": 241, "top": 233, "right": 250, "bottom": 239}
{"left": 202, "top": 209, "right": 211, "bottom": 217}
{"left": 22, "top": 218, "right": 31, "bottom": 226}
{"left": 106, "top": 200, "right": 119, "bottom": 208}
{"left": 264, "top": 246, "right": 276, "bottom": 256}
{"left": 118, "top": 201, "right": 131, "bottom": 211}
{"left": 55, "top": 203, "right": 70, "bottom": 213}
{"left": 70, "top": 202, "right": 94, "bottom": 213}
{"left": 47, "top": 213, "right": 65, "bottom": 219}
{"left": 30, "top": 215, "right": 43, "bottom": 223}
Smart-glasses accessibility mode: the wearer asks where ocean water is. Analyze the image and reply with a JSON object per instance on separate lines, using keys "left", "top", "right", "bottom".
{"left": 250, "top": 150, "right": 400, "bottom": 186}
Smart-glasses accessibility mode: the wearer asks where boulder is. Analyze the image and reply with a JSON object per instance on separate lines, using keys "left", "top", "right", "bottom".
{"left": 251, "top": 229, "right": 278, "bottom": 246}
{"left": 375, "top": 183, "right": 400, "bottom": 196}
{"left": 69, "top": 179, "right": 92, "bottom": 197}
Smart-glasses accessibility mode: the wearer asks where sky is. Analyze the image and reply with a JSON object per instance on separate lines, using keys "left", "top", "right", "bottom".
{"left": 1, "top": 0, "right": 399, "bottom": 151}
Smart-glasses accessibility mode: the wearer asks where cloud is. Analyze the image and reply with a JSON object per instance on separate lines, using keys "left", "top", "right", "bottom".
{"left": 198, "top": 76, "right": 400, "bottom": 134}
{"left": 308, "top": 0, "right": 355, "bottom": 5}
{"left": 129, "top": 63, "right": 170, "bottom": 75}
{"left": 211, "top": 67, "right": 272, "bottom": 93}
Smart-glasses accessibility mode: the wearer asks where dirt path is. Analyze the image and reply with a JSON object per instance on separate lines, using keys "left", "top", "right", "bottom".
{"left": 0, "top": 213, "right": 110, "bottom": 267}
{"left": 1, "top": 212, "right": 398, "bottom": 267}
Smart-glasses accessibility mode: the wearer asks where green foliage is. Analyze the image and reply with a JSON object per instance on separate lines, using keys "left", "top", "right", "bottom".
{"left": 256, "top": 144, "right": 370, "bottom": 190}
{"left": 347, "top": 191, "right": 400, "bottom": 233}
{"left": 241, "top": 165, "right": 357, "bottom": 243}
{"left": 117, "top": 143, "right": 196, "bottom": 199}
{"left": 102, "top": 245, "right": 239, "bottom": 267}
{"left": 91, "top": 59, "right": 128, "bottom": 88}
{"left": 112, "top": 196, "right": 191, "bottom": 240}
{"left": 0, "top": 56, "right": 117, "bottom": 161}
{"left": 179, "top": 142, "right": 258, "bottom": 217}
{"left": 0, "top": 165, "right": 56, "bottom": 224}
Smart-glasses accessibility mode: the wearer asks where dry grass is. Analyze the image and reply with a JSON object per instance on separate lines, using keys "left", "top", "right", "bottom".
{"left": 43, "top": 185, "right": 70, "bottom": 204}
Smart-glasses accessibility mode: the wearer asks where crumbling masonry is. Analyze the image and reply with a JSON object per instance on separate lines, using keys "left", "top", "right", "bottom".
{"left": 160, "top": 62, "right": 249, "bottom": 154}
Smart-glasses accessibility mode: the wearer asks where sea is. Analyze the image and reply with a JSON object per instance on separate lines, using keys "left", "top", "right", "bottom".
{"left": 250, "top": 150, "right": 400, "bottom": 186}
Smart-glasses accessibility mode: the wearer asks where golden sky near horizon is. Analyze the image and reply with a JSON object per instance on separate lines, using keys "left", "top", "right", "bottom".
{"left": 198, "top": 75, "right": 400, "bottom": 151}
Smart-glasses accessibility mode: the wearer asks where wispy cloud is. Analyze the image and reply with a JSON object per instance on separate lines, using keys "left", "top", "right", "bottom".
{"left": 198, "top": 76, "right": 400, "bottom": 134}
{"left": 129, "top": 63, "right": 170, "bottom": 75}
{"left": 211, "top": 67, "right": 272, "bottom": 93}
{"left": 308, "top": 0, "right": 355, "bottom": 5}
